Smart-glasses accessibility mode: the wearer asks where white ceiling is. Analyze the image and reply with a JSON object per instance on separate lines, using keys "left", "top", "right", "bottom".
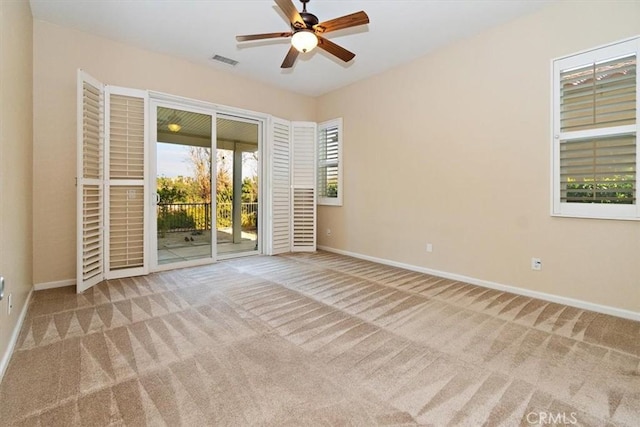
{"left": 30, "top": 0, "right": 554, "bottom": 97}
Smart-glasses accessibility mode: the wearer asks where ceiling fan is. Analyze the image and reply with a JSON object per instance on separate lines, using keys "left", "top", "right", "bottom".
{"left": 236, "top": 0, "right": 370, "bottom": 69}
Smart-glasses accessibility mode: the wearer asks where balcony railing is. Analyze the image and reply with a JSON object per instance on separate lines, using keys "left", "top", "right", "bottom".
{"left": 157, "top": 202, "right": 257, "bottom": 233}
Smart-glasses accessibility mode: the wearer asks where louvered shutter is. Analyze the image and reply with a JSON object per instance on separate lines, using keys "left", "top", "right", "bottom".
{"left": 317, "top": 119, "right": 342, "bottom": 206}
{"left": 105, "top": 87, "right": 147, "bottom": 278}
{"left": 267, "top": 117, "right": 291, "bottom": 255}
{"left": 291, "top": 122, "right": 317, "bottom": 252}
{"left": 77, "top": 71, "right": 105, "bottom": 292}
{"left": 553, "top": 37, "right": 640, "bottom": 218}
{"left": 560, "top": 57, "right": 636, "bottom": 132}
{"left": 559, "top": 56, "right": 636, "bottom": 205}
{"left": 560, "top": 134, "right": 635, "bottom": 203}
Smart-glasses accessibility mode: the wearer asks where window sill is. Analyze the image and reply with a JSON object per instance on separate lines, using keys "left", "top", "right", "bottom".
{"left": 551, "top": 212, "right": 640, "bottom": 221}
{"left": 318, "top": 198, "right": 343, "bottom": 207}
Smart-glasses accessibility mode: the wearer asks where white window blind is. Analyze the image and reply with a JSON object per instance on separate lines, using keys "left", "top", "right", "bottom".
{"left": 317, "top": 118, "right": 343, "bottom": 206}
{"left": 553, "top": 37, "right": 639, "bottom": 219}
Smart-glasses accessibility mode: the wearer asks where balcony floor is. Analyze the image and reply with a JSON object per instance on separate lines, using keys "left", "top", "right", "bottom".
{"left": 157, "top": 229, "right": 257, "bottom": 264}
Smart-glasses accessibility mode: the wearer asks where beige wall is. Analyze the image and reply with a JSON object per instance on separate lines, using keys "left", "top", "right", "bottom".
{"left": 0, "top": 0, "right": 33, "bottom": 372}
{"left": 32, "top": 21, "right": 316, "bottom": 285}
{"left": 317, "top": 1, "right": 640, "bottom": 313}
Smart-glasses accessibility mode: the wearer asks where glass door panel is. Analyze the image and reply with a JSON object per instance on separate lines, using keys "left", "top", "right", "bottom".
{"left": 155, "top": 106, "right": 213, "bottom": 266}
{"left": 216, "top": 116, "right": 259, "bottom": 256}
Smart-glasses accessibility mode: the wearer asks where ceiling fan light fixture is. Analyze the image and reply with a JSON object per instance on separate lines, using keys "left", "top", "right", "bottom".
{"left": 235, "top": 0, "right": 369, "bottom": 68}
{"left": 291, "top": 29, "right": 318, "bottom": 53}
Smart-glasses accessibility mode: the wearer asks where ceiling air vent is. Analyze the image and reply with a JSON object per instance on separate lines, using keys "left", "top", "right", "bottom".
{"left": 211, "top": 54, "right": 239, "bottom": 66}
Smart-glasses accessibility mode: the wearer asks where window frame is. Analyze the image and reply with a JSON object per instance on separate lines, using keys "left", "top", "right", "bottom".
{"left": 551, "top": 36, "right": 640, "bottom": 220}
{"left": 317, "top": 118, "right": 343, "bottom": 206}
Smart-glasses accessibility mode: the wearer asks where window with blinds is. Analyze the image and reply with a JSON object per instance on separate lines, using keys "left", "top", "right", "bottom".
{"left": 317, "top": 118, "right": 343, "bottom": 206}
{"left": 553, "top": 37, "right": 639, "bottom": 219}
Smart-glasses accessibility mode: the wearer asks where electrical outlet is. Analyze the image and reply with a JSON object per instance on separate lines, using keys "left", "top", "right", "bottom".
{"left": 7, "top": 293, "right": 13, "bottom": 315}
{"left": 426, "top": 243, "right": 433, "bottom": 253}
{"left": 531, "top": 258, "right": 542, "bottom": 271}
{"left": 326, "top": 228, "right": 331, "bottom": 236}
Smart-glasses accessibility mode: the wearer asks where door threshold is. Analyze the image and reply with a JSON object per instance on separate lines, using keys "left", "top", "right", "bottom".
{"left": 217, "top": 250, "right": 260, "bottom": 261}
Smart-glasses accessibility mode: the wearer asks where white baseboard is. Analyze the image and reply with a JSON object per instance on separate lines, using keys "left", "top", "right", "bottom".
{"left": 0, "top": 287, "right": 33, "bottom": 383}
{"left": 33, "top": 278, "right": 75, "bottom": 291}
{"left": 317, "top": 245, "right": 640, "bottom": 322}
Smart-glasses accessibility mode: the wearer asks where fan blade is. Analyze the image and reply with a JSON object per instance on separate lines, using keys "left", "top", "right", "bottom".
{"left": 317, "top": 36, "right": 355, "bottom": 62}
{"left": 274, "top": 0, "right": 306, "bottom": 29}
{"left": 236, "top": 32, "right": 292, "bottom": 42}
{"left": 314, "top": 11, "right": 369, "bottom": 34}
{"left": 281, "top": 46, "right": 299, "bottom": 68}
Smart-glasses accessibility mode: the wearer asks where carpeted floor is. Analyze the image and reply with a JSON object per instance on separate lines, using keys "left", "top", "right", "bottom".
{"left": 1, "top": 251, "right": 638, "bottom": 426}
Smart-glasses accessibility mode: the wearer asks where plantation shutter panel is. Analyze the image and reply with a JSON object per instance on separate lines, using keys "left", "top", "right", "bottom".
{"left": 76, "top": 70, "right": 105, "bottom": 292}
{"left": 267, "top": 117, "right": 291, "bottom": 255}
{"left": 317, "top": 119, "right": 343, "bottom": 205}
{"left": 105, "top": 87, "right": 148, "bottom": 279}
{"left": 560, "top": 56, "right": 636, "bottom": 132}
{"left": 559, "top": 56, "right": 637, "bottom": 205}
{"left": 559, "top": 134, "right": 636, "bottom": 203}
{"left": 317, "top": 123, "right": 339, "bottom": 197}
{"left": 553, "top": 37, "right": 640, "bottom": 218}
{"left": 291, "top": 122, "right": 317, "bottom": 252}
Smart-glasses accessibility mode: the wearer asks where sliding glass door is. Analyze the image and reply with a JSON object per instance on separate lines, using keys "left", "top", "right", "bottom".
{"left": 216, "top": 115, "right": 260, "bottom": 256}
{"left": 151, "top": 102, "right": 215, "bottom": 269}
